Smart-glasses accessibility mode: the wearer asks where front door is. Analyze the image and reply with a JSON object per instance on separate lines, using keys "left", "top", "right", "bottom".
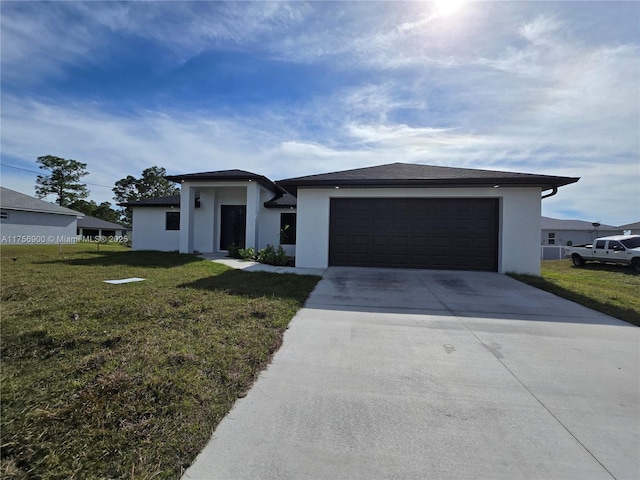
{"left": 220, "top": 205, "right": 246, "bottom": 251}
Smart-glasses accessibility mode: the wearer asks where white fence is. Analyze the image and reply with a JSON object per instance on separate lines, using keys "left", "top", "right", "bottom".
{"left": 541, "top": 245, "right": 567, "bottom": 260}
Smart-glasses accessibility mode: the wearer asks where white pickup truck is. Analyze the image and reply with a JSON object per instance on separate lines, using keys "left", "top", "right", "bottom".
{"left": 565, "top": 235, "right": 640, "bottom": 272}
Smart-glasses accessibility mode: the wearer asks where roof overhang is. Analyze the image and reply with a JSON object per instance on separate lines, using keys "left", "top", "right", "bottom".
{"left": 0, "top": 206, "right": 84, "bottom": 217}
{"left": 277, "top": 177, "right": 580, "bottom": 196}
{"left": 165, "top": 171, "right": 288, "bottom": 195}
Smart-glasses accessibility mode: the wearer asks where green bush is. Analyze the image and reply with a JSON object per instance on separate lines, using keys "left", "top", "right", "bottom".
{"left": 238, "top": 247, "right": 255, "bottom": 260}
{"left": 257, "top": 244, "right": 288, "bottom": 266}
{"left": 227, "top": 244, "right": 255, "bottom": 260}
{"left": 227, "top": 243, "right": 240, "bottom": 258}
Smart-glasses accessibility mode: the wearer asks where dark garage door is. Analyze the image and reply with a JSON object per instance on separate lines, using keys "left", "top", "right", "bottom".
{"left": 329, "top": 198, "right": 499, "bottom": 271}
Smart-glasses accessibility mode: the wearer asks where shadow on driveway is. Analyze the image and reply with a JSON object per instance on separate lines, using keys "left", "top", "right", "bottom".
{"left": 179, "top": 269, "right": 321, "bottom": 302}
{"left": 306, "top": 267, "right": 636, "bottom": 327}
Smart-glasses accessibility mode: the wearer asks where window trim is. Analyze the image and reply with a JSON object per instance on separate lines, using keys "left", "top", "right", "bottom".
{"left": 0, "top": 210, "right": 7, "bottom": 220}
{"left": 547, "top": 232, "right": 556, "bottom": 245}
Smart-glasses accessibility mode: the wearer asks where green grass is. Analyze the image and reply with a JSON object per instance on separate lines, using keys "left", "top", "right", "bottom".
{"left": 509, "top": 260, "right": 640, "bottom": 326}
{"left": 1, "top": 244, "right": 320, "bottom": 479}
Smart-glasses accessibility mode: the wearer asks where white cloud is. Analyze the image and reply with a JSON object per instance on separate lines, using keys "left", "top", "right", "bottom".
{"left": 1, "top": 2, "right": 638, "bottom": 225}
{"left": 519, "top": 14, "right": 562, "bottom": 46}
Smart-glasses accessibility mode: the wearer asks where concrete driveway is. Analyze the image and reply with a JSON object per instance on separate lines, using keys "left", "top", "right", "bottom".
{"left": 183, "top": 267, "right": 639, "bottom": 480}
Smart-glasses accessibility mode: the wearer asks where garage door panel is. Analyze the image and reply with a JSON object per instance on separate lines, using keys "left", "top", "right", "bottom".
{"left": 454, "top": 238, "right": 471, "bottom": 248}
{"left": 372, "top": 236, "right": 389, "bottom": 246}
{"left": 352, "top": 235, "right": 370, "bottom": 246}
{"left": 372, "top": 218, "right": 389, "bottom": 229}
{"left": 329, "top": 198, "right": 498, "bottom": 271}
{"left": 411, "top": 236, "right": 429, "bottom": 247}
{"left": 391, "top": 236, "right": 409, "bottom": 247}
{"left": 432, "top": 237, "right": 450, "bottom": 248}
{"left": 332, "top": 234, "right": 350, "bottom": 246}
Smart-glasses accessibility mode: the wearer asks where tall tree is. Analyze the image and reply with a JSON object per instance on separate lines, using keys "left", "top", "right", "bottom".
{"left": 35, "top": 155, "right": 89, "bottom": 207}
{"left": 68, "top": 199, "right": 122, "bottom": 224}
{"left": 113, "top": 166, "right": 179, "bottom": 225}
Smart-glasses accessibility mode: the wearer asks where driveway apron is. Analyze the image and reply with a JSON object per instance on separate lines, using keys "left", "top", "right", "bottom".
{"left": 183, "top": 267, "right": 639, "bottom": 480}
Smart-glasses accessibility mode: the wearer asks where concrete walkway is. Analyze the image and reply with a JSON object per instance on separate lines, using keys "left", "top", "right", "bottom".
{"left": 200, "top": 253, "right": 326, "bottom": 276}
{"left": 183, "top": 267, "right": 639, "bottom": 480}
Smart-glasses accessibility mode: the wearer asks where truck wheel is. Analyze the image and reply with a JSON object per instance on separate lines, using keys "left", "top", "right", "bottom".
{"left": 572, "top": 254, "right": 585, "bottom": 267}
{"left": 633, "top": 259, "right": 640, "bottom": 273}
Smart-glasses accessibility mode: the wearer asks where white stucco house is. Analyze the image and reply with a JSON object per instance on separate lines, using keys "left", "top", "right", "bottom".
{"left": 0, "top": 186, "right": 84, "bottom": 244}
{"left": 541, "top": 217, "right": 619, "bottom": 247}
{"left": 618, "top": 221, "right": 640, "bottom": 235}
{"left": 123, "top": 163, "right": 579, "bottom": 275}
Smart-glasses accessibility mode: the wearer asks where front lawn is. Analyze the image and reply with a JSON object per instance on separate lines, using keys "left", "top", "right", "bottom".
{"left": 509, "top": 260, "right": 640, "bottom": 326}
{"left": 1, "top": 244, "right": 320, "bottom": 479}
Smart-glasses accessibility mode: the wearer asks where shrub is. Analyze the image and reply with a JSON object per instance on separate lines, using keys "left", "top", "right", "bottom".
{"left": 237, "top": 247, "right": 255, "bottom": 260}
{"left": 227, "top": 243, "right": 240, "bottom": 258}
{"left": 257, "top": 244, "right": 288, "bottom": 266}
{"left": 227, "top": 244, "right": 254, "bottom": 260}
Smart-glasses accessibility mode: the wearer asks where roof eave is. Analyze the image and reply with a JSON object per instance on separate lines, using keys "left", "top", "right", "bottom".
{"left": 0, "top": 206, "right": 84, "bottom": 217}
{"left": 279, "top": 177, "right": 580, "bottom": 191}
{"left": 165, "top": 174, "right": 288, "bottom": 195}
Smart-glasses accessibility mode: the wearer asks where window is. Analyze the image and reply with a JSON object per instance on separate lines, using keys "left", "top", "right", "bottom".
{"left": 166, "top": 212, "right": 180, "bottom": 230}
{"left": 595, "top": 240, "right": 606, "bottom": 249}
{"left": 0, "top": 210, "right": 7, "bottom": 220}
{"left": 280, "top": 213, "right": 296, "bottom": 245}
{"left": 608, "top": 241, "right": 624, "bottom": 251}
{"left": 547, "top": 232, "right": 556, "bottom": 245}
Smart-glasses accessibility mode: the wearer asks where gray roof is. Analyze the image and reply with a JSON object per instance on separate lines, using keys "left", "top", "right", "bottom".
{"left": 0, "top": 186, "right": 83, "bottom": 217}
{"left": 618, "top": 221, "right": 640, "bottom": 230}
{"left": 77, "top": 215, "right": 126, "bottom": 230}
{"left": 541, "top": 216, "right": 617, "bottom": 231}
{"left": 264, "top": 192, "right": 297, "bottom": 208}
{"left": 165, "top": 169, "right": 285, "bottom": 194}
{"left": 278, "top": 162, "right": 579, "bottom": 194}
{"left": 120, "top": 194, "right": 181, "bottom": 207}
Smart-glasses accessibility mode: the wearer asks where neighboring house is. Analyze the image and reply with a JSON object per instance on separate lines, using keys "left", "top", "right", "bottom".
{"left": 0, "top": 186, "right": 84, "bottom": 244}
{"left": 541, "top": 217, "right": 619, "bottom": 246}
{"left": 124, "top": 163, "right": 579, "bottom": 275}
{"left": 77, "top": 216, "right": 129, "bottom": 239}
{"left": 618, "top": 221, "right": 640, "bottom": 235}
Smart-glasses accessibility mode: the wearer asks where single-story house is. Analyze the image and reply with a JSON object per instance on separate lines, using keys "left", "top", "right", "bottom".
{"left": 0, "top": 186, "right": 84, "bottom": 244}
{"left": 618, "top": 221, "right": 640, "bottom": 235}
{"left": 77, "top": 216, "right": 129, "bottom": 239}
{"left": 123, "top": 163, "right": 579, "bottom": 275}
{"left": 541, "top": 217, "right": 619, "bottom": 246}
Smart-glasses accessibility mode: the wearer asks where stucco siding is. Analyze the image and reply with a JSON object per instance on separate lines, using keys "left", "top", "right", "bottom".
{"left": 295, "top": 187, "right": 543, "bottom": 275}
{"left": 132, "top": 208, "right": 179, "bottom": 251}
{"left": 193, "top": 190, "right": 215, "bottom": 253}
{"left": 500, "top": 188, "right": 542, "bottom": 275}
{"left": 259, "top": 207, "right": 296, "bottom": 256}
{"left": 0, "top": 210, "right": 78, "bottom": 243}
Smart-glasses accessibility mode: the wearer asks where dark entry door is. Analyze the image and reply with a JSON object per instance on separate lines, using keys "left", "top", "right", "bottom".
{"left": 220, "top": 205, "right": 246, "bottom": 250}
{"left": 329, "top": 198, "right": 498, "bottom": 271}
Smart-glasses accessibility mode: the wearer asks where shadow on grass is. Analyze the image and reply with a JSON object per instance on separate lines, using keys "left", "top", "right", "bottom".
{"left": 509, "top": 273, "right": 640, "bottom": 327}
{"left": 35, "top": 251, "right": 204, "bottom": 268}
{"left": 179, "top": 269, "right": 320, "bottom": 302}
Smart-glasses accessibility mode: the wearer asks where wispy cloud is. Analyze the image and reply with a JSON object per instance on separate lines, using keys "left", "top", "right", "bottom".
{"left": 1, "top": 1, "right": 638, "bottom": 224}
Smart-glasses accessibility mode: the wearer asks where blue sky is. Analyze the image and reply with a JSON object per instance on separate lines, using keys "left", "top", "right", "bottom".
{"left": 1, "top": 1, "right": 638, "bottom": 225}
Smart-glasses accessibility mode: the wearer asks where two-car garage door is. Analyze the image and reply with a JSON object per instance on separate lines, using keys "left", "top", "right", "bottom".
{"left": 329, "top": 198, "right": 499, "bottom": 271}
